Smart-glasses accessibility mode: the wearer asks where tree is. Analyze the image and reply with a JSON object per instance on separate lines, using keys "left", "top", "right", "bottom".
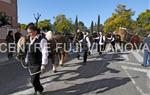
{"left": 90, "top": 21, "right": 94, "bottom": 33}
{"left": 115, "top": 4, "right": 126, "bottom": 14}
{"left": 100, "top": 24, "right": 104, "bottom": 32}
{"left": 78, "top": 21, "right": 87, "bottom": 31}
{"left": 54, "top": 14, "right": 73, "bottom": 35}
{"left": 38, "top": 19, "right": 52, "bottom": 31}
{"left": 34, "top": 13, "right": 41, "bottom": 28}
{"left": 93, "top": 22, "right": 97, "bottom": 32}
{"left": 97, "top": 15, "right": 100, "bottom": 32}
{"left": 104, "top": 4, "right": 135, "bottom": 32}
{"left": 75, "top": 15, "right": 78, "bottom": 32}
{"left": 137, "top": 10, "right": 150, "bottom": 33}
{"left": 20, "top": 24, "right": 27, "bottom": 30}
{"left": 0, "top": 12, "right": 12, "bottom": 27}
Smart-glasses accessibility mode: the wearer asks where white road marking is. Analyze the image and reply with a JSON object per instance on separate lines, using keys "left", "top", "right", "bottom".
{"left": 113, "top": 61, "right": 141, "bottom": 66}
{"left": 132, "top": 52, "right": 143, "bottom": 63}
{"left": 122, "top": 66, "right": 148, "bottom": 95}
{"left": 120, "top": 54, "right": 129, "bottom": 61}
{"left": 122, "top": 61, "right": 141, "bottom": 66}
{"left": 147, "top": 70, "right": 150, "bottom": 89}
{"left": 121, "top": 65, "right": 149, "bottom": 73}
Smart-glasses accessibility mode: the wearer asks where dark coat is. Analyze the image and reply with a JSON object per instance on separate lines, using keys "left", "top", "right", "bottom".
{"left": 15, "top": 32, "right": 22, "bottom": 44}
{"left": 6, "top": 35, "right": 14, "bottom": 43}
{"left": 26, "top": 35, "right": 44, "bottom": 75}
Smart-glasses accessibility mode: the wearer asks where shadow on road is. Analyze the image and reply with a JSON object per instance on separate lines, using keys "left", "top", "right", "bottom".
{"left": 44, "top": 77, "right": 131, "bottom": 95}
{"left": 9, "top": 52, "right": 132, "bottom": 94}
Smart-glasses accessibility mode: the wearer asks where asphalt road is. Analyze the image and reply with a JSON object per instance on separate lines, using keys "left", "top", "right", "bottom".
{"left": 0, "top": 51, "right": 150, "bottom": 95}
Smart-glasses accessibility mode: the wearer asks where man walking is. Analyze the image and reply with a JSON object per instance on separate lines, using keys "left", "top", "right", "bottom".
{"left": 25, "top": 23, "right": 48, "bottom": 95}
{"left": 94, "top": 32, "right": 106, "bottom": 55}
{"left": 79, "top": 31, "right": 91, "bottom": 65}
{"left": 15, "top": 29, "right": 22, "bottom": 44}
{"left": 142, "top": 34, "right": 150, "bottom": 67}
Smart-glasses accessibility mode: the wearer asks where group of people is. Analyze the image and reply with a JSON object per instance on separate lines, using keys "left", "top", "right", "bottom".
{"left": 75, "top": 29, "right": 150, "bottom": 68}
{"left": 4, "top": 22, "right": 150, "bottom": 95}
{"left": 5, "top": 29, "right": 22, "bottom": 59}
{"left": 74, "top": 29, "right": 118, "bottom": 65}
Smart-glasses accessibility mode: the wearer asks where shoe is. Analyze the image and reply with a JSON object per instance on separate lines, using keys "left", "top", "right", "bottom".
{"left": 99, "top": 52, "right": 102, "bottom": 55}
{"left": 37, "top": 91, "right": 43, "bottom": 95}
{"left": 141, "top": 64, "right": 144, "bottom": 66}
{"left": 37, "top": 88, "right": 44, "bottom": 95}
{"left": 141, "top": 64, "right": 147, "bottom": 67}
{"left": 147, "top": 64, "right": 150, "bottom": 66}
{"left": 88, "top": 51, "right": 91, "bottom": 55}
{"left": 145, "top": 64, "right": 150, "bottom": 67}
{"left": 60, "top": 64, "right": 64, "bottom": 67}
{"left": 83, "top": 62, "right": 86, "bottom": 65}
{"left": 53, "top": 70, "right": 57, "bottom": 73}
{"left": 34, "top": 91, "right": 37, "bottom": 95}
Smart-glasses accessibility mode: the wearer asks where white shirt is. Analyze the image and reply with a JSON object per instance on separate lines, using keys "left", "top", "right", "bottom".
{"left": 79, "top": 35, "right": 91, "bottom": 48}
{"left": 107, "top": 35, "right": 114, "bottom": 42}
{"left": 25, "top": 34, "right": 48, "bottom": 65}
{"left": 94, "top": 35, "right": 106, "bottom": 45}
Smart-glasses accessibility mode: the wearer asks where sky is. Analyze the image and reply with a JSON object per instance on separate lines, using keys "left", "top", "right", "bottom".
{"left": 18, "top": 0, "right": 150, "bottom": 27}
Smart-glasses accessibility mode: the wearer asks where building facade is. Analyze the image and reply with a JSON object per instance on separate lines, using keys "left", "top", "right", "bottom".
{"left": 0, "top": 0, "right": 18, "bottom": 28}
{"left": 0, "top": 0, "right": 18, "bottom": 42}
